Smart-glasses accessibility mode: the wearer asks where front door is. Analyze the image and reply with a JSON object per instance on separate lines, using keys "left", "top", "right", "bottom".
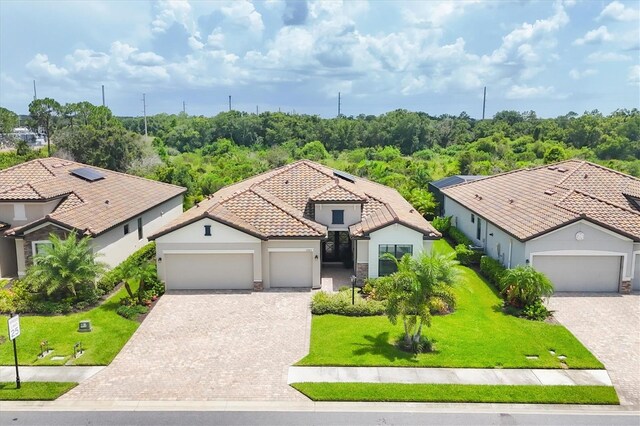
{"left": 322, "top": 231, "right": 352, "bottom": 263}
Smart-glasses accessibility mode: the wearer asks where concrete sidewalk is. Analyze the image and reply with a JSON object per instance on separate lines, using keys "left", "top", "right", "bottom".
{"left": 0, "top": 366, "right": 104, "bottom": 383}
{"left": 288, "top": 366, "right": 612, "bottom": 386}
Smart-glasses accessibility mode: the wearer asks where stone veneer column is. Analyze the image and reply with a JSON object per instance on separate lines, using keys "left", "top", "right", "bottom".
{"left": 620, "top": 280, "right": 631, "bottom": 294}
{"left": 253, "top": 280, "right": 263, "bottom": 291}
{"left": 355, "top": 263, "right": 368, "bottom": 286}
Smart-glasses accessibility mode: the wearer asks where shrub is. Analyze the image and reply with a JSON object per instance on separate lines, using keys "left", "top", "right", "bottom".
{"left": 311, "top": 290, "right": 386, "bottom": 316}
{"left": 97, "top": 243, "right": 156, "bottom": 294}
{"left": 431, "top": 216, "right": 452, "bottom": 234}
{"left": 116, "top": 304, "right": 148, "bottom": 320}
{"left": 521, "top": 299, "right": 551, "bottom": 321}
{"left": 454, "top": 244, "right": 483, "bottom": 266}
{"left": 0, "top": 289, "right": 16, "bottom": 313}
{"left": 361, "top": 278, "right": 386, "bottom": 301}
{"left": 480, "top": 256, "right": 507, "bottom": 290}
{"left": 500, "top": 265, "right": 554, "bottom": 308}
{"left": 448, "top": 226, "right": 473, "bottom": 247}
{"left": 428, "top": 297, "right": 451, "bottom": 315}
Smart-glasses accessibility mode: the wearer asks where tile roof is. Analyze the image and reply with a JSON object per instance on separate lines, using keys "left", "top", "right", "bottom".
{"left": 151, "top": 160, "right": 440, "bottom": 240}
{"left": 1, "top": 158, "right": 186, "bottom": 237}
{"left": 442, "top": 160, "right": 640, "bottom": 241}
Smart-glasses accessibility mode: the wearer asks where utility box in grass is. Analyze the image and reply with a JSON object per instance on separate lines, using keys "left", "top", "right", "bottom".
{"left": 78, "top": 320, "right": 92, "bottom": 332}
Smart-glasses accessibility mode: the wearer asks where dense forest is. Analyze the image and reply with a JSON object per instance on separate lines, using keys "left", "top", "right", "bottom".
{"left": 1, "top": 102, "right": 638, "bottom": 215}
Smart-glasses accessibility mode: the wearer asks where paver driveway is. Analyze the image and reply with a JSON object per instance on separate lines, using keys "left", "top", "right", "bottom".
{"left": 62, "top": 291, "right": 311, "bottom": 401}
{"left": 548, "top": 293, "right": 640, "bottom": 407}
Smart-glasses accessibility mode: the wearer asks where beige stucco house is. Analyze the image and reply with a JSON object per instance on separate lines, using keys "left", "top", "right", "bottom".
{"left": 150, "top": 160, "right": 440, "bottom": 291}
{"left": 0, "top": 158, "right": 185, "bottom": 278}
{"left": 441, "top": 160, "right": 640, "bottom": 293}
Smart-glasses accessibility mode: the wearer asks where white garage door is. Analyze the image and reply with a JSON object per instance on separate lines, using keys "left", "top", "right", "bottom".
{"left": 164, "top": 253, "right": 253, "bottom": 290}
{"left": 533, "top": 255, "right": 621, "bottom": 292}
{"left": 633, "top": 254, "right": 640, "bottom": 291}
{"left": 269, "top": 251, "right": 313, "bottom": 288}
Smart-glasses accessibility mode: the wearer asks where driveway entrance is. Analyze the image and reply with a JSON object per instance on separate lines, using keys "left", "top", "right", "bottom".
{"left": 61, "top": 291, "right": 311, "bottom": 401}
{"left": 548, "top": 293, "right": 640, "bottom": 407}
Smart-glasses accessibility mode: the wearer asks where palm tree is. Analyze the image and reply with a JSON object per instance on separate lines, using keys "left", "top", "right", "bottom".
{"left": 120, "top": 260, "right": 156, "bottom": 304}
{"left": 500, "top": 265, "right": 554, "bottom": 308}
{"left": 378, "top": 250, "right": 459, "bottom": 352}
{"left": 27, "top": 232, "right": 105, "bottom": 299}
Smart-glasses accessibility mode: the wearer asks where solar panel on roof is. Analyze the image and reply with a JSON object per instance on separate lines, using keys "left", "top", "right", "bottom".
{"left": 71, "top": 167, "right": 105, "bottom": 182}
{"left": 333, "top": 170, "right": 356, "bottom": 183}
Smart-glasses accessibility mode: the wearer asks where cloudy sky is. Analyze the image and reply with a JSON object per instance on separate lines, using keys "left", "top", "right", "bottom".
{"left": 1, "top": 0, "right": 638, "bottom": 118}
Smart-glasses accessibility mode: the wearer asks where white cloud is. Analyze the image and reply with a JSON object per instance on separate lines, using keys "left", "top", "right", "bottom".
{"left": 505, "top": 84, "right": 555, "bottom": 99}
{"left": 573, "top": 26, "right": 613, "bottom": 45}
{"left": 220, "top": 0, "right": 264, "bottom": 34}
{"left": 598, "top": 1, "right": 639, "bottom": 22}
{"left": 151, "top": 0, "right": 194, "bottom": 33}
{"left": 26, "top": 54, "right": 69, "bottom": 78}
{"left": 629, "top": 65, "right": 640, "bottom": 85}
{"left": 587, "top": 51, "right": 631, "bottom": 62}
{"left": 402, "top": 1, "right": 481, "bottom": 28}
{"left": 569, "top": 68, "right": 597, "bottom": 80}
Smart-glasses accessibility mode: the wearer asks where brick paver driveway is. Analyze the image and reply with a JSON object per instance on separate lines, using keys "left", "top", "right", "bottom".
{"left": 548, "top": 293, "right": 640, "bottom": 407}
{"left": 62, "top": 291, "right": 311, "bottom": 401}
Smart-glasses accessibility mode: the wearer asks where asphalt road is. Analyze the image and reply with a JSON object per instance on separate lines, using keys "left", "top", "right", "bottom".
{"left": 1, "top": 411, "right": 638, "bottom": 426}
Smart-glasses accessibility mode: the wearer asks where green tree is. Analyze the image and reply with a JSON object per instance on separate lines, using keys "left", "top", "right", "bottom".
{"left": 500, "top": 265, "right": 554, "bottom": 308}
{"left": 0, "top": 107, "right": 19, "bottom": 133}
{"left": 29, "top": 97, "right": 62, "bottom": 156}
{"left": 121, "top": 260, "right": 156, "bottom": 304}
{"left": 26, "top": 232, "right": 106, "bottom": 300}
{"left": 378, "top": 250, "right": 459, "bottom": 352}
{"left": 300, "top": 140, "right": 329, "bottom": 160}
{"left": 543, "top": 146, "right": 567, "bottom": 163}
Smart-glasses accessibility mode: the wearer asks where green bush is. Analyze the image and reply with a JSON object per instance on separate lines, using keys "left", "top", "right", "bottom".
{"left": 521, "top": 299, "right": 551, "bottom": 321}
{"left": 480, "top": 256, "right": 507, "bottom": 290}
{"left": 454, "top": 244, "right": 483, "bottom": 266}
{"left": 431, "top": 216, "right": 451, "bottom": 234}
{"left": 311, "top": 290, "right": 386, "bottom": 316}
{"left": 501, "top": 265, "right": 554, "bottom": 308}
{"left": 361, "top": 278, "right": 386, "bottom": 301}
{"left": 97, "top": 243, "right": 156, "bottom": 294}
{"left": 448, "top": 226, "right": 473, "bottom": 247}
{"left": 116, "top": 304, "right": 148, "bottom": 320}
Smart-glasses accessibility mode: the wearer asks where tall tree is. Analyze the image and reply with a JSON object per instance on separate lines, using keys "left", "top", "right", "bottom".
{"left": 0, "top": 106, "right": 19, "bottom": 133}
{"left": 29, "top": 97, "right": 61, "bottom": 156}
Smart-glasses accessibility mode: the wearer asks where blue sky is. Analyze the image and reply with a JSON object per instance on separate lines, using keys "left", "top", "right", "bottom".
{"left": 1, "top": 0, "right": 638, "bottom": 118}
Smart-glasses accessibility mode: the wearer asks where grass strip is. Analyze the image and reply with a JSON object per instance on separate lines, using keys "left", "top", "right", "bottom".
{"left": 0, "top": 382, "right": 77, "bottom": 400}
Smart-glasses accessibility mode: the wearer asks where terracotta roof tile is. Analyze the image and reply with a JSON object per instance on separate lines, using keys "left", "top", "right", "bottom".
{"left": 309, "top": 181, "right": 366, "bottom": 202}
{"left": 1, "top": 157, "right": 186, "bottom": 236}
{"left": 442, "top": 160, "right": 640, "bottom": 241}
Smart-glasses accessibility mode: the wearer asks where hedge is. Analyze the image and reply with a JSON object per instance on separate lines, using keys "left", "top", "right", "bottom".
{"left": 480, "top": 255, "right": 507, "bottom": 291}
{"left": 311, "top": 290, "right": 386, "bottom": 316}
{"left": 97, "top": 243, "right": 156, "bottom": 294}
{"left": 448, "top": 226, "right": 473, "bottom": 247}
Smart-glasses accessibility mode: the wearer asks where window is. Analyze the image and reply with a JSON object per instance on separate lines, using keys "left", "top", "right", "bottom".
{"left": 476, "top": 217, "right": 482, "bottom": 240}
{"left": 471, "top": 214, "right": 475, "bottom": 223}
{"left": 137, "top": 217, "right": 143, "bottom": 240}
{"left": 332, "top": 210, "right": 344, "bottom": 225}
{"left": 32, "top": 240, "right": 52, "bottom": 258}
{"left": 13, "top": 203, "right": 27, "bottom": 221}
{"left": 124, "top": 224, "right": 130, "bottom": 235}
{"left": 204, "top": 225, "right": 212, "bottom": 236}
{"left": 378, "top": 244, "right": 413, "bottom": 276}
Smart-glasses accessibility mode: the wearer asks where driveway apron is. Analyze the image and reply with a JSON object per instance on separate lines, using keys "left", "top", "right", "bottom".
{"left": 548, "top": 293, "right": 640, "bottom": 407}
{"left": 61, "top": 291, "right": 311, "bottom": 401}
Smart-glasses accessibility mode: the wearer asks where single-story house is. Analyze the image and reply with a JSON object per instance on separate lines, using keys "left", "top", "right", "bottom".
{"left": 149, "top": 160, "right": 441, "bottom": 291}
{"left": 441, "top": 160, "right": 640, "bottom": 293}
{"left": 428, "top": 175, "right": 485, "bottom": 216}
{"left": 0, "top": 157, "right": 186, "bottom": 278}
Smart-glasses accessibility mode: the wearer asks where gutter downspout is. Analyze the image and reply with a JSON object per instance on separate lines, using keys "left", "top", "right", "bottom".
{"left": 508, "top": 239, "right": 513, "bottom": 268}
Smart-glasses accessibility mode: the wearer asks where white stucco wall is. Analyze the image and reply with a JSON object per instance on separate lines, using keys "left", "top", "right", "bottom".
{"left": 368, "top": 224, "right": 425, "bottom": 278}
{"left": 632, "top": 247, "right": 640, "bottom": 290}
{"left": 262, "top": 240, "right": 321, "bottom": 289}
{"left": 0, "top": 237, "right": 17, "bottom": 278}
{"left": 155, "top": 217, "right": 262, "bottom": 282}
{"left": 442, "top": 197, "right": 486, "bottom": 248}
{"left": 15, "top": 239, "right": 25, "bottom": 277}
{"left": 0, "top": 199, "right": 61, "bottom": 227}
{"left": 92, "top": 195, "right": 183, "bottom": 268}
{"left": 356, "top": 240, "right": 369, "bottom": 263}
{"left": 314, "top": 203, "right": 362, "bottom": 231}
{"left": 526, "top": 220, "right": 635, "bottom": 281}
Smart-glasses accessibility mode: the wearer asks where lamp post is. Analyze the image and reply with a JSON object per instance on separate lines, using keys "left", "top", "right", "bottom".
{"left": 351, "top": 275, "right": 357, "bottom": 305}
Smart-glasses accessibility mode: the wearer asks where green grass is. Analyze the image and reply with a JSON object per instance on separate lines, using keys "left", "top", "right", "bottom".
{"left": 292, "top": 383, "right": 619, "bottom": 404}
{"left": 0, "top": 284, "right": 140, "bottom": 366}
{"left": 0, "top": 382, "right": 78, "bottom": 400}
{"left": 297, "top": 240, "right": 603, "bottom": 369}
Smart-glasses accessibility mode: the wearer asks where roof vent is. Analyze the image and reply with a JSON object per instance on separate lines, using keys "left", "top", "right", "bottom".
{"left": 584, "top": 173, "right": 588, "bottom": 179}
{"left": 285, "top": 179, "right": 289, "bottom": 184}
{"left": 547, "top": 166, "right": 557, "bottom": 170}
{"left": 508, "top": 199, "right": 514, "bottom": 204}
{"left": 105, "top": 200, "right": 109, "bottom": 205}
{"left": 71, "top": 167, "right": 105, "bottom": 182}
{"left": 557, "top": 167, "right": 567, "bottom": 173}
{"left": 544, "top": 189, "right": 556, "bottom": 195}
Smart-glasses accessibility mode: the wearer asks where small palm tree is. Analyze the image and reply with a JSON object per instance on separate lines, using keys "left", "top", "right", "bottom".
{"left": 378, "top": 250, "right": 459, "bottom": 352}
{"left": 121, "top": 260, "right": 156, "bottom": 304}
{"left": 27, "top": 232, "right": 105, "bottom": 299}
{"left": 500, "top": 265, "right": 554, "bottom": 308}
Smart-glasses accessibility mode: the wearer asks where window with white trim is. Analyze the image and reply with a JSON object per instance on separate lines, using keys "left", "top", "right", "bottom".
{"left": 32, "top": 240, "right": 53, "bottom": 257}
{"left": 378, "top": 244, "right": 413, "bottom": 276}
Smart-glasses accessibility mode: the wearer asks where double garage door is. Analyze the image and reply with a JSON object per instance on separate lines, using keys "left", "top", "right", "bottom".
{"left": 533, "top": 255, "right": 622, "bottom": 292}
{"left": 163, "top": 251, "right": 312, "bottom": 290}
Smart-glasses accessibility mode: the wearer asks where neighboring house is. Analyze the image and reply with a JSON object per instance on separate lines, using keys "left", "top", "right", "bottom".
{"left": 150, "top": 160, "right": 440, "bottom": 291}
{"left": 441, "top": 160, "right": 640, "bottom": 293}
{"left": 0, "top": 157, "right": 186, "bottom": 278}
{"left": 428, "top": 175, "right": 485, "bottom": 216}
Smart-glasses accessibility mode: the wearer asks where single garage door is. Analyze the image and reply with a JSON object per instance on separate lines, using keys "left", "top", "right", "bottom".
{"left": 633, "top": 254, "right": 640, "bottom": 291}
{"left": 164, "top": 253, "right": 253, "bottom": 290}
{"left": 533, "top": 255, "right": 621, "bottom": 292}
{"left": 269, "top": 251, "right": 313, "bottom": 288}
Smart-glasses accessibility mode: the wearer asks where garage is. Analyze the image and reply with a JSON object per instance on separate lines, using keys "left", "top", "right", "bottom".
{"left": 634, "top": 254, "right": 640, "bottom": 291}
{"left": 533, "top": 255, "right": 621, "bottom": 292}
{"left": 269, "top": 251, "right": 313, "bottom": 288}
{"left": 164, "top": 252, "right": 253, "bottom": 290}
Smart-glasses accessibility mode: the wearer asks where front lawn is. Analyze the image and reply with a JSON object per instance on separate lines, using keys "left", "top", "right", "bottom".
{"left": 298, "top": 241, "right": 602, "bottom": 369}
{"left": 292, "top": 383, "right": 619, "bottom": 404}
{"left": 0, "top": 382, "right": 77, "bottom": 400}
{"left": 0, "top": 284, "right": 140, "bottom": 366}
